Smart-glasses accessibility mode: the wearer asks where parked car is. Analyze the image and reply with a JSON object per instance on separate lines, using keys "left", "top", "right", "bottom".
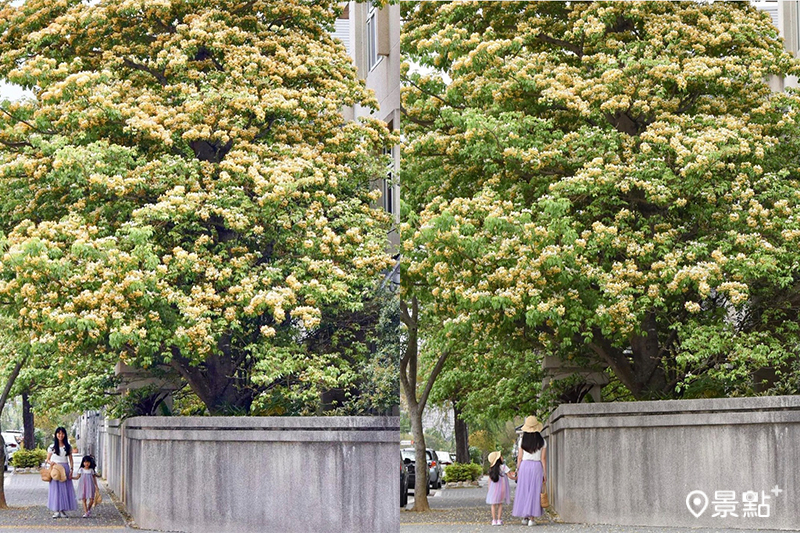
{"left": 2, "top": 432, "right": 21, "bottom": 459}
{"left": 2, "top": 431, "right": 22, "bottom": 471}
{"left": 436, "top": 451, "right": 454, "bottom": 467}
{"left": 401, "top": 448, "right": 430, "bottom": 495}
{"left": 402, "top": 448, "right": 443, "bottom": 490}
{"left": 426, "top": 449, "right": 443, "bottom": 489}
{"left": 400, "top": 453, "right": 409, "bottom": 507}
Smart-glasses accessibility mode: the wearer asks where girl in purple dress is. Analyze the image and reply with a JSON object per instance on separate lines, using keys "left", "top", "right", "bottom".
{"left": 486, "top": 451, "right": 516, "bottom": 526}
{"left": 73, "top": 455, "right": 99, "bottom": 518}
{"left": 45, "top": 427, "right": 77, "bottom": 518}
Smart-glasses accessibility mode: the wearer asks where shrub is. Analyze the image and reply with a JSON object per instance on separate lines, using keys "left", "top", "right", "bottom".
{"left": 10, "top": 448, "right": 47, "bottom": 468}
{"left": 443, "top": 462, "right": 483, "bottom": 483}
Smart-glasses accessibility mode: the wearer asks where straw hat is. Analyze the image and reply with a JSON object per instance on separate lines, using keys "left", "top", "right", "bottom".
{"left": 50, "top": 463, "right": 66, "bottom": 482}
{"left": 521, "top": 415, "right": 543, "bottom": 433}
{"left": 488, "top": 451, "right": 502, "bottom": 468}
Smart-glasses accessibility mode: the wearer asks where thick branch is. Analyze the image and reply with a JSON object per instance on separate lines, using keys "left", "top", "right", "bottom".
{"left": 399, "top": 104, "right": 437, "bottom": 127}
{"left": 418, "top": 348, "right": 449, "bottom": 413}
{"left": 0, "top": 353, "right": 28, "bottom": 412}
{"left": 588, "top": 328, "right": 641, "bottom": 398}
{"left": 0, "top": 138, "right": 33, "bottom": 149}
{"left": 402, "top": 76, "right": 465, "bottom": 109}
{"left": 122, "top": 58, "right": 167, "bottom": 85}
{"left": 399, "top": 297, "right": 418, "bottom": 399}
{"left": 0, "top": 107, "right": 57, "bottom": 135}
{"left": 536, "top": 32, "right": 584, "bottom": 58}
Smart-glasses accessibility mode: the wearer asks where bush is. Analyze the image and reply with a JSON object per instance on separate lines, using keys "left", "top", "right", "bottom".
{"left": 469, "top": 445, "right": 482, "bottom": 466}
{"left": 444, "top": 462, "right": 483, "bottom": 483}
{"left": 10, "top": 448, "right": 47, "bottom": 468}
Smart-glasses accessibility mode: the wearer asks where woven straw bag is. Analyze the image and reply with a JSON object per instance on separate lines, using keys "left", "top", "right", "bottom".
{"left": 540, "top": 481, "right": 549, "bottom": 509}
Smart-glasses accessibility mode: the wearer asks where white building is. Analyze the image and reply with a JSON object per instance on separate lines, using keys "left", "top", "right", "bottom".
{"left": 334, "top": 2, "right": 401, "bottom": 250}
{"left": 754, "top": 0, "right": 800, "bottom": 90}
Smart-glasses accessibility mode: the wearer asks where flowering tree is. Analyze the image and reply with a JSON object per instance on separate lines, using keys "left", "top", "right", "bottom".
{"left": 0, "top": 0, "right": 395, "bottom": 415}
{"left": 402, "top": 1, "right": 800, "bottom": 401}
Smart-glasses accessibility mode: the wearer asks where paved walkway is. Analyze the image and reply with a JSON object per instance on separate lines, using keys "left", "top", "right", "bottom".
{"left": 1, "top": 465, "right": 160, "bottom": 532}
{"left": 400, "top": 478, "right": 799, "bottom": 533}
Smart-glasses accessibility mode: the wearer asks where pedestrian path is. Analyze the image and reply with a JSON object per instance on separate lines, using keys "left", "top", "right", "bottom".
{"left": 0, "top": 467, "right": 160, "bottom": 532}
{"left": 401, "top": 478, "right": 799, "bottom": 533}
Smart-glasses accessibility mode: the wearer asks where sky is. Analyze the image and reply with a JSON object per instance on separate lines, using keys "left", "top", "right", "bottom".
{"left": 0, "top": 81, "right": 30, "bottom": 102}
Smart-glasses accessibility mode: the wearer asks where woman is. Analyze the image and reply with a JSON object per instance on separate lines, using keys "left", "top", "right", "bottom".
{"left": 512, "top": 416, "right": 547, "bottom": 526}
{"left": 45, "top": 427, "right": 77, "bottom": 518}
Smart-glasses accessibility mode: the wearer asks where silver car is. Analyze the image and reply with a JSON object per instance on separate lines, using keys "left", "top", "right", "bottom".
{"left": 2, "top": 432, "right": 22, "bottom": 471}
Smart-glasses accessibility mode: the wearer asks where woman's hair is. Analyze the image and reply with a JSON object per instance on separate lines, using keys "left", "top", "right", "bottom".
{"left": 81, "top": 455, "right": 97, "bottom": 470}
{"left": 52, "top": 427, "right": 72, "bottom": 457}
{"left": 520, "top": 431, "right": 544, "bottom": 455}
{"left": 489, "top": 457, "right": 504, "bottom": 483}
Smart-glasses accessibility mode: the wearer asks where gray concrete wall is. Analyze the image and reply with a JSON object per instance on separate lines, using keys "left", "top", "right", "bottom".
{"left": 545, "top": 396, "right": 800, "bottom": 529}
{"left": 103, "top": 419, "right": 122, "bottom": 498}
{"left": 103, "top": 416, "right": 399, "bottom": 533}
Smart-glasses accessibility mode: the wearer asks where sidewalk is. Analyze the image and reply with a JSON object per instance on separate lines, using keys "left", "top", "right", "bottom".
{"left": 0, "top": 465, "right": 159, "bottom": 532}
{"left": 400, "top": 477, "right": 798, "bottom": 533}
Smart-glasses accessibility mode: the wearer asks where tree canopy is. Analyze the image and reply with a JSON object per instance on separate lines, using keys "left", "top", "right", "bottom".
{"left": 0, "top": 0, "right": 396, "bottom": 415}
{"left": 402, "top": 1, "right": 800, "bottom": 403}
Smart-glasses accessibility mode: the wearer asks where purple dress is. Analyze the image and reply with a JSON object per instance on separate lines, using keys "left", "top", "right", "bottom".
{"left": 512, "top": 438, "right": 546, "bottom": 518}
{"left": 76, "top": 468, "right": 97, "bottom": 501}
{"left": 486, "top": 464, "right": 511, "bottom": 505}
{"left": 47, "top": 460, "right": 77, "bottom": 511}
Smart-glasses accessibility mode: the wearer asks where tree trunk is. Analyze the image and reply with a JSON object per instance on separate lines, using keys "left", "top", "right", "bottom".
{"left": 0, "top": 354, "right": 28, "bottom": 509}
{"left": 399, "top": 297, "right": 450, "bottom": 512}
{"left": 170, "top": 345, "right": 256, "bottom": 415}
{"left": 589, "top": 312, "right": 670, "bottom": 400}
{"left": 399, "top": 297, "right": 430, "bottom": 511}
{"left": 453, "top": 401, "right": 470, "bottom": 464}
{"left": 629, "top": 312, "right": 669, "bottom": 398}
{"left": 22, "top": 391, "right": 34, "bottom": 450}
{"left": 408, "top": 401, "right": 431, "bottom": 510}
{"left": 0, "top": 431, "right": 6, "bottom": 509}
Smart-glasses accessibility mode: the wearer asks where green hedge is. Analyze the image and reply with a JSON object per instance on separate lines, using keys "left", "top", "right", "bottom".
{"left": 443, "top": 462, "right": 483, "bottom": 483}
{"left": 10, "top": 448, "right": 47, "bottom": 468}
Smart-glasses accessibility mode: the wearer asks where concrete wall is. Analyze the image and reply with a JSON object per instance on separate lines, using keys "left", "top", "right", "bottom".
{"left": 545, "top": 396, "right": 800, "bottom": 529}
{"left": 74, "top": 410, "right": 102, "bottom": 460}
{"left": 103, "top": 416, "right": 399, "bottom": 533}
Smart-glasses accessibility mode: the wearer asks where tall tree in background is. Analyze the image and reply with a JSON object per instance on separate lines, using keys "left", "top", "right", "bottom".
{"left": 0, "top": 0, "right": 394, "bottom": 415}
{"left": 0, "top": 328, "right": 28, "bottom": 508}
{"left": 399, "top": 296, "right": 448, "bottom": 511}
{"left": 402, "top": 1, "right": 800, "bottom": 401}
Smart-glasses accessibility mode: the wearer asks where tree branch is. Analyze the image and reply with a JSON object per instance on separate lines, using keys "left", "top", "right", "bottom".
{"left": 122, "top": 58, "right": 167, "bottom": 85}
{"left": 0, "top": 353, "right": 29, "bottom": 413}
{"left": 0, "top": 107, "right": 57, "bottom": 135}
{"left": 535, "top": 33, "right": 584, "bottom": 58}
{"left": 588, "top": 327, "right": 640, "bottom": 398}
{"left": 401, "top": 76, "right": 465, "bottom": 109}
{"left": 418, "top": 348, "right": 449, "bottom": 413}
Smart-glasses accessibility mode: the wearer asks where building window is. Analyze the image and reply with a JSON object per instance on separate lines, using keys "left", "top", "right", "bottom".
{"left": 383, "top": 146, "right": 395, "bottom": 215}
{"left": 385, "top": 173, "right": 394, "bottom": 215}
{"left": 367, "top": 9, "right": 379, "bottom": 71}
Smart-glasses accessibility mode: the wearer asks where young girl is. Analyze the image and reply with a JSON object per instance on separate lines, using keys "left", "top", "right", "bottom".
{"left": 73, "top": 455, "right": 100, "bottom": 518}
{"left": 486, "top": 451, "right": 516, "bottom": 526}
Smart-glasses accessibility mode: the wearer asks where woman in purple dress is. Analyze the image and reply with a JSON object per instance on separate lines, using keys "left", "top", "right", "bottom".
{"left": 512, "top": 416, "right": 547, "bottom": 526}
{"left": 45, "top": 427, "right": 77, "bottom": 519}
